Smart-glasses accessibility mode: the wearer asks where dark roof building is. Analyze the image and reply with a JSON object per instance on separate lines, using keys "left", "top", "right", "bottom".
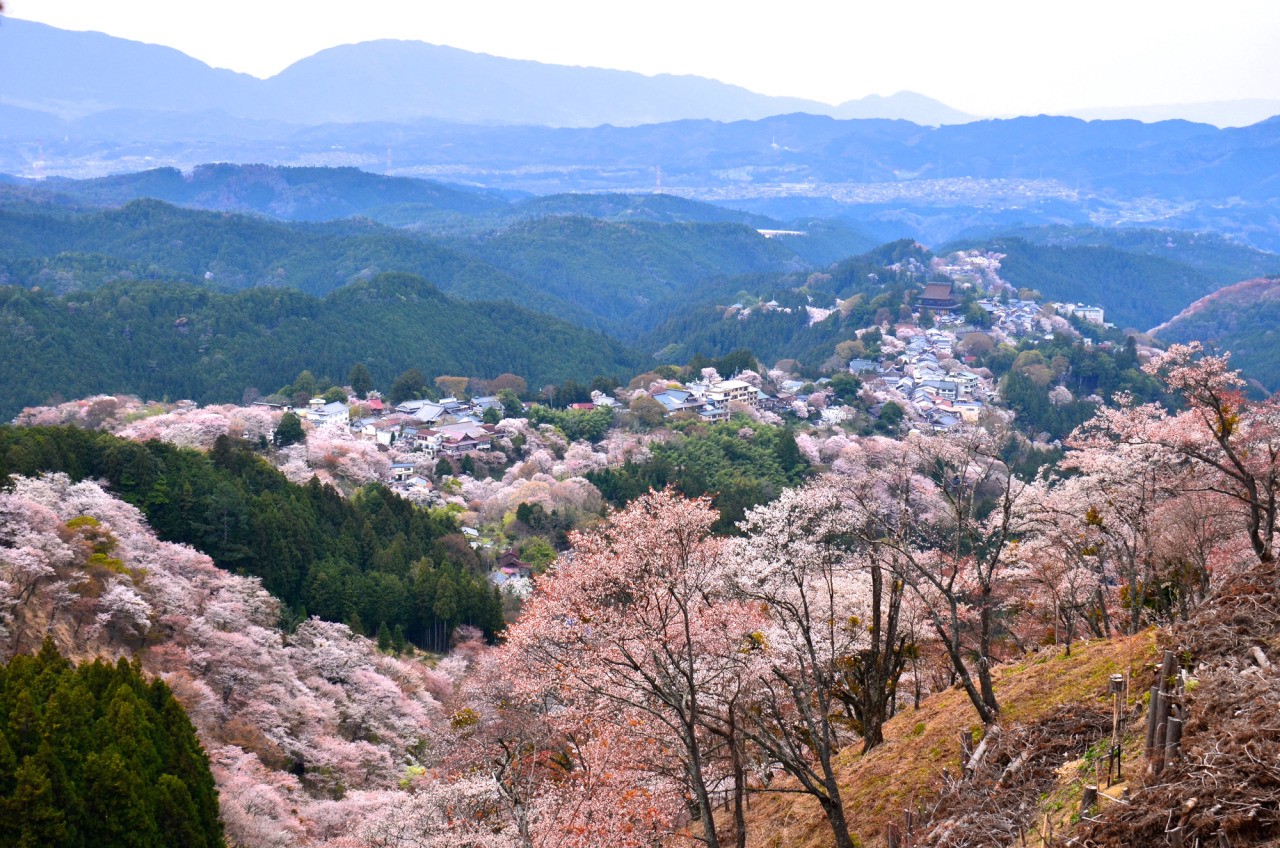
{"left": 919, "top": 282, "right": 959, "bottom": 313}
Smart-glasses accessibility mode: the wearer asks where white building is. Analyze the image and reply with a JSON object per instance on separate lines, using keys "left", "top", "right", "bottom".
{"left": 305, "top": 399, "right": 350, "bottom": 425}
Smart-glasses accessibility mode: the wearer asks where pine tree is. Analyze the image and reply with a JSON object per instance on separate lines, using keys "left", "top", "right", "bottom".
{"left": 154, "top": 774, "right": 210, "bottom": 848}
{"left": 273, "top": 412, "right": 305, "bottom": 448}
{"left": 348, "top": 363, "right": 374, "bottom": 399}
{"left": 3, "top": 757, "right": 70, "bottom": 847}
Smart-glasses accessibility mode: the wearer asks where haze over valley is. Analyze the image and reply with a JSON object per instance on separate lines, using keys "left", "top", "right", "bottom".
{"left": 2, "top": 7, "right": 1280, "bottom": 848}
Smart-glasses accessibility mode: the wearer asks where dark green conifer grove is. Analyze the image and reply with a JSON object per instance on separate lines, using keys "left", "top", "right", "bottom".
{"left": 0, "top": 641, "right": 223, "bottom": 848}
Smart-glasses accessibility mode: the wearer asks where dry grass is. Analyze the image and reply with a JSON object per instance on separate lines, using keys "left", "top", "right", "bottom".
{"left": 1077, "top": 562, "right": 1280, "bottom": 847}
{"left": 739, "top": 631, "right": 1159, "bottom": 848}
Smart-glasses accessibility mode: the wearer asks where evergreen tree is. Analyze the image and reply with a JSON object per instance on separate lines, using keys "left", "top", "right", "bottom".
{"left": 292, "top": 370, "right": 319, "bottom": 399}
{"left": 0, "top": 643, "right": 224, "bottom": 848}
{"left": 497, "top": 388, "right": 525, "bottom": 419}
{"left": 774, "top": 428, "right": 803, "bottom": 474}
{"left": 347, "top": 363, "right": 374, "bottom": 399}
{"left": 389, "top": 369, "right": 427, "bottom": 405}
{"left": 273, "top": 412, "right": 305, "bottom": 448}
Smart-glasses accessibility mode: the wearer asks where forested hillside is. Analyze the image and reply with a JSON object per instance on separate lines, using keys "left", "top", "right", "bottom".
{"left": 0, "top": 273, "right": 637, "bottom": 417}
{"left": 36, "top": 164, "right": 511, "bottom": 223}
{"left": 963, "top": 224, "right": 1280, "bottom": 283}
{"left": 0, "top": 426, "right": 502, "bottom": 649}
{"left": 0, "top": 195, "right": 828, "bottom": 332}
{"left": 445, "top": 216, "right": 805, "bottom": 328}
{"left": 0, "top": 199, "right": 534, "bottom": 300}
{"left": 0, "top": 643, "right": 225, "bottom": 848}
{"left": 1155, "top": 276, "right": 1280, "bottom": 391}
{"left": 968, "top": 237, "right": 1224, "bottom": 330}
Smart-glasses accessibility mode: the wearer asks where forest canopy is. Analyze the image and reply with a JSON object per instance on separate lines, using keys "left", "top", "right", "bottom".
{"left": 0, "top": 641, "right": 224, "bottom": 848}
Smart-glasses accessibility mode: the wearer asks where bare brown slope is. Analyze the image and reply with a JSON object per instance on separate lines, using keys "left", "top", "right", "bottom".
{"left": 1076, "top": 561, "right": 1280, "bottom": 848}
{"left": 740, "top": 633, "right": 1158, "bottom": 848}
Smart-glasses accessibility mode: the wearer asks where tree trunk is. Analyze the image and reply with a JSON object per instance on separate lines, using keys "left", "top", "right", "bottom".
{"left": 977, "top": 588, "right": 1000, "bottom": 718}
{"left": 683, "top": 720, "right": 721, "bottom": 848}
{"left": 1095, "top": 584, "right": 1113, "bottom": 638}
{"left": 938, "top": 627, "right": 996, "bottom": 725}
{"left": 726, "top": 706, "right": 747, "bottom": 848}
{"left": 818, "top": 792, "right": 860, "bottom": 848}
{"left": 731, "top": 737, "right": 747, "bottom": 848}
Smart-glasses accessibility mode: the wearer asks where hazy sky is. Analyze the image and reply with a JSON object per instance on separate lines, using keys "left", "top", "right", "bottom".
{"left": 9, "top": 0, "right": 1280, "bottom": 116}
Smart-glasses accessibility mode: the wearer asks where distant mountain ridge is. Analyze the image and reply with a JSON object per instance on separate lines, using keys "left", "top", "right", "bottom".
{"left": 35, "top": 163, "right": 512, "bottom": 221}
{"left": 0, "top": 18, "right": 972, "bottom": 128}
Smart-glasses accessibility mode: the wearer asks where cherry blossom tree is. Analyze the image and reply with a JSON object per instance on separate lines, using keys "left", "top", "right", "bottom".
{"left": 836, "top": 429, "right": 1032, "bottom": 725}
{"left": 731, "top": 483, "right": 907, "bottom": 848}
{"left": 1042, "top": 443, "right": 1182, "bottom": 634}
{"left": 13, "top": 394, "right": 147, "bottom": 430}
{"left": 303, "top": 422, "right": 391, "bottom": 488}
{"left": 117, "top": 403, "right": 280, "bottom": 449}
{"left": 324, "top": 774, "right": 519, "bottom": 848}
{"left": 1150, "top": 490, "right": 1240, "bottom": 615}
{"left": 506, "top": 490, "right": 758, "bottom": 848}
{"left": 1077, "top": 343, "right": 1280, "bottom": 566}
{"left": 1018, "top": 477, "right": 1111, "bottom": 653}
{"left": 442, "top": 650, "right": 683, "bottom": 848}
{"left": 95, "top": 579, "right": 153, "bottom": 645}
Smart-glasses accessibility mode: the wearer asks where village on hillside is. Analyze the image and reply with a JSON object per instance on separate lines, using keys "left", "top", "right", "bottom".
{"left": 246, "top": 253, "right": 1113, "bottom": 504}
{"left": 14, "top": 248, "right": 1117, "bottom": 600}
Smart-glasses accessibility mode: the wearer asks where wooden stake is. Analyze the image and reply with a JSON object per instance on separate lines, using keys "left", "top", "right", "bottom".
{"left": 1152, "top": 689, "right": 1173, "bottom": 775}
{"left": 1145, "top": 685, "right": 1161, "bottom": 757}
{"left": 966, "top": 725, "right": 999, "bottom": 777}
{"left": 1160, "top": 650, "right": 1178, "bottom": 688}
{"left": 1081, "top": 784, "right": 1098, "bottom": 815}
{"left": 1166, "top": 716, "right": 1184, "bottom": 763}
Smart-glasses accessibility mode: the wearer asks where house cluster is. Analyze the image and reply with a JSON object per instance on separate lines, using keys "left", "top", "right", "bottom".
{"left": 888, "top": 328, "right": 988, "bottom": 430}
{"left": 649, "top": 377, "right": 769, "bottom": 423}
{"left": 844, "top": 326, "right": 993, "bottom": 432}
{"left": 257, "top": 393, "right": 518, "bottom": 497}
{"left": 487, "top": 548, "right": 534, "bottom": 589}
{"left": 354, "top": 397, "right": 507, "bottom": 459}
{"left": 975, "top": 298, "right": 1056, "bottom": 342}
